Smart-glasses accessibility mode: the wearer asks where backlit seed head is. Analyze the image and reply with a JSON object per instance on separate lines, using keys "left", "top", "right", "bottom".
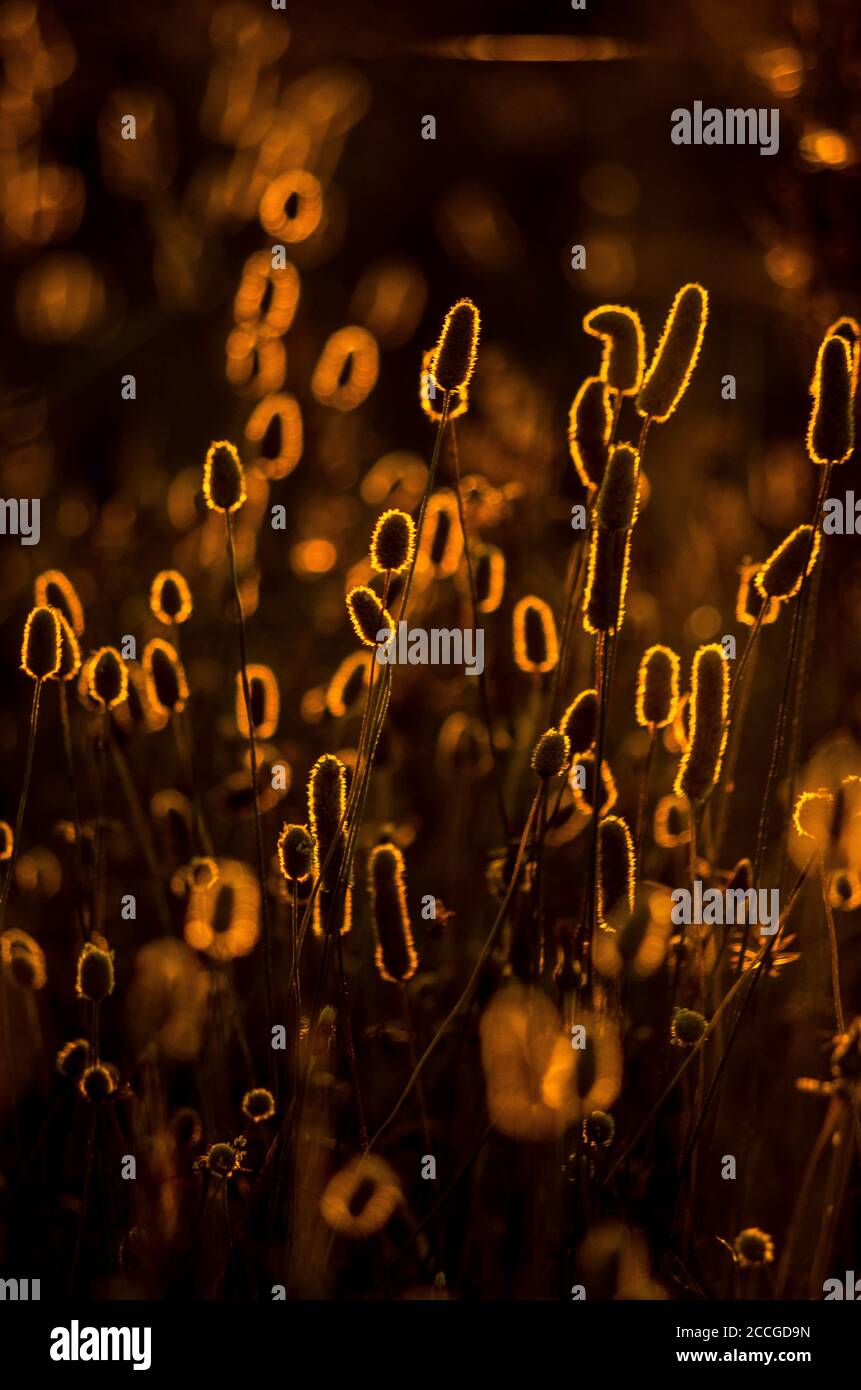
{"left": 21, "top": 605, "right": 61, "bottom": 680}
{"left": 726, "top": 858, "right": 753, "bottom": 894}
{"left": 203, "top": 439, "right": 246, "bottom": 513}
{"left": 675, "top": 644, "right": 729, "bottom": 804}
{"left": 531, "top": 728, "right": 571, "bottom": 780}
{"left": 346, "top": 585, "right": 394, "bottom": 648}
{"left": 326, "top": 651, "right": 370, "bottom": 718}
{"left": 420, "top": 349, "right": 469, "bottom": 421}
{"left": 235, "top": 664, "right": 279, "bottom": 738}
{"left": 636, "top": 645, "right": 680, "bottom": 728}
{"left": 308, "top": 755, "right": 351, "bottom": 937}
{"left": 277, "top": 822, "right": 315, "bottom": 883}
{"left": 513, "top": 596, "right": 559, "bottom": 674}
{"left": 421, "top": 490, "right": 463, "bottom": 577}
{"left": 150, "top": 570, "right": 193, "bottom": 625}
{"left": 472, "top": 544, "right": 506, "bottom": 613}
{"left": 34, "top": 569, "right": 84, "bottom": 635}
{"left": 636, "top": 283, "right": 708, "bottom": 423}
{"left": 75, "top": 941, "right": 115, "bottom": 1003}
{"left": 87, "top": 647, "right": 128, "bottom": 709}
{"left": 320, "top": 1154, "right": 403, "bottom": 1237}
{"left": 582, "top": 1110, "right": 616, "bottom": 1148}
{"left": 560, "top": 690, "right": 598, "bottom": 756}
{"left": 597, "top": 444, "right": 639, "bottom": 531}
{"left": 792, "top": 788, "right": 832, "bottom": 843}
{"left": 733, "top": 1227, "right": 775, "bottom": 1269}
{"left": 598, "top": 815, "right": 634, "bottom": 928}
{"left": 370, "top": 508, "right": 415, "bottom": 574}
{"left": 735, "top": 561, "right": 781, "bottom": 627}
{"left": 79, "top": 1062, "right": 117, "bottom": 1102}
{"left": 807, "top": 334, "right": 854, "bottom": 465}
{"left": 755, "top": 525, "right": 820, "bottom": 602}
{"left": 0, "top": 821, "right": 12, "bottom": 860}
{"left": 671, "top": 1007, "right": 707, "bottom": 1047}
{"left": 826, "top": 315, "right": 860, "bottom": 392}
{"left": 583, "top": 522, "right": 633, "bottom": 636}
{"left": 429, "top": 297, "right": 480, "bottom": 393}
{"left": 368, "top": 842, "right": 417, "bottom": 983}
{"left": 57, "top": 613, "right": 82, "bottom": 681}
{"left": 583, "top": 304, "right": 646, "bottom": 396}
{"left": 241, "top": 1087, "right": 275, "bottom": 1122}
{"left": 201, "top": 1140, "right": 242, "bottom": 1178}
{"left": 570, "top": 751, "right": 618, "bottom": 816}
{"left": 143, "top": 638, "right": 188, "bottom": 715}
{"left": 568, "top": 377, "right": 611, "bottom": 492}
{"left": 1, "top": 929, "right": 46, "bottom": 989}
{"left": 56, "top": 1037, "right": 90, "bottom": 1082}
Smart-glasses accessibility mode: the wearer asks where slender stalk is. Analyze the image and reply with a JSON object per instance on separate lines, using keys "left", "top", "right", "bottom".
{"left": 634, "top": 726, "right": 657, "bottom": 880}
{"left": 225, "top": 512, "right": 274, "bottom": 1045}
{"left": 109, "top": 734, "right": 171, "bottom": 932}
{"left": 363, "top": 788, "right": 542, "bottom": 1157}
{"left": 0, "top": 680, "right": 43, "bottom": 935}
{"left": 93, "top": 709, "right": 109, "bottom": 937}
{"left": 753, "top": 467, "right": 830, "bottom": 886}
{"left": 58, "top": 682, "right": 88, "bottom": 940}
{"left": 821, "top": 865, "right": 845, "bottom": 1034}
{"left": 449, "top": 420, "right": 509, "bottom": 839}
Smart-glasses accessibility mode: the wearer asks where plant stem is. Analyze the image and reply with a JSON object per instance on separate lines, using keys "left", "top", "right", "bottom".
{"left": 225, "top": 512, "right": 274, "bottom": 1052}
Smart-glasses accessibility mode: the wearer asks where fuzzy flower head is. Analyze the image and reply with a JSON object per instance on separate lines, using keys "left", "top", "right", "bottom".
{"left": 733, "top": 1227, "right": 775, "bottom": 1269}
{"left": 428, "top": 298, "right": 480, "bottom": 394}
{"left": 21, "top": 605, "right": 61, "bottom": 681}
{"left": 203, "top": 439, "right": 246, "bottom": 513}
{"left": 241, "top": 1087, "right": 275, "bottom": 1123}
{"left": 370, "top": 508, "right": 416, "bottom": 575}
